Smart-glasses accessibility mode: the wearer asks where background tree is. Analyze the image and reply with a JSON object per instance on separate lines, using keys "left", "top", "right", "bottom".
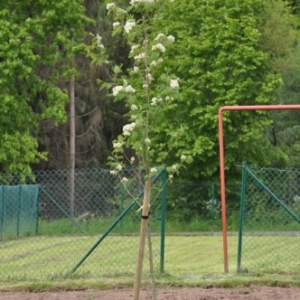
{"left": 0, "top": 0, "right": 90, "bottom": 173}
{"left": 147, "top": 0, "right": 281, "bottom": 180}
{"left": 258, "top": 0, "right": 300, "bottom": 168}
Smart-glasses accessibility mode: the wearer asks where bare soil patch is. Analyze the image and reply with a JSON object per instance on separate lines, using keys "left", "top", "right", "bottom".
{"left": 0, "top": 287, "right": 299, "bottom": 300}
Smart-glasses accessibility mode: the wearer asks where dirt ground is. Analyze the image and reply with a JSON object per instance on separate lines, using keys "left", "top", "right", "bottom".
{"left": 0, "top": 287, "right": 299, "bottom": 300}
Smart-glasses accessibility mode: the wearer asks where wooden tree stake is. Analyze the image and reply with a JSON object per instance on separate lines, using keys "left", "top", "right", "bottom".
{"left": 133, "top": 178, "right": 151, "bottom": 300}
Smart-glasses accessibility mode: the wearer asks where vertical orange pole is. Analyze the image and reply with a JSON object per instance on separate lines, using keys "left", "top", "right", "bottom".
{"left": 218, "top": 108, "right": 228, "bottom": 273}
{"left": 218, "top": 104, "right": 300, "bottom": 274}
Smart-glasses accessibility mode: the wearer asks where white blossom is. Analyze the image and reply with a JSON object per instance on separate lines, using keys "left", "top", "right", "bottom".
{"left": 146, "top": 73, "right": 153, "bottom": 82}
{"left": 130, "top": 156, "right": 135, "bottom": 162}
{"left": 171, "top": 164, "right": 177, "bottom": 171}
{"left": 165, "top": 96, "right": 174, "bottom": 101}
{"left": 106, "top": 3, "right": 116, "bottom": 10}
{"left": 96, "top": 34, "right": 104, "bottom": 49}
{"left": 110, "top": 170, "right": 117, "bottom": 175}
{"left": 134, "top": 52, "right": 146, "bottom": 61}
{"left": 151, "top": 97, "right": 157, "bottom": 106}
{"left": 154, "top": 33, "right": 165, "bottom": 41}
{"left": 152, "top": 43, "right": 166, "bottom": 53}
{"left": 123, "top": 122, "right": 136, "bottom": 136}
{"left": 133, "top": 66, "right": 139, "bottom": 73}
{"left": 124, "top": 20, "right": 136, "bottom": 34}
{"left": 150, "top": 167, "right": 158, "bottom": 174}
{"left": 116, "top": 164, "right": 123, "bottom": 171}
{"left": 124, "top": 85, "right": 136, "bottom": 93}
{"left": 113, "top": 142, "right": 123, "bottom": 148}
{"left": 131, "top": 0, "right": 155, "bottom": 4}
{"left": 180, "top": 155, "right": 187, "bottom": 161}
{"left": 113, "top": 22, "right": 120, "bottom": 29}
{"left": 130, "top": 45, "right": 139, "bottom": 53}
{"left": 121, "top": 177, "right": 128, "bottom": 183}
{"left": 150, "top": 61, "right": 157, "bottom": 67}
{"left": 169, "top": 174, "right": 173, "bottom": 179}
{"left": 145, "top": 137, "right": 151, "bottom": 144}
{"left": 112, "top": 85, "right": 124, "bottom": 96}
{"left": 167, "top": 35, "right": 175, "bottom": 43}
{"left": 131, "top": 104, "right": 138, "bottom": 111}
{"left": 170, "top": 79, "right": 179, "bottom": 89}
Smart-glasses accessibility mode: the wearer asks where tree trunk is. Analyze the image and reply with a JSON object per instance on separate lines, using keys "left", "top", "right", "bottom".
{"left": 133, "top": 178, "right": 152, "bottom": 300}
{"left": 69, "top": 74, "right": 75, "bottom": 217}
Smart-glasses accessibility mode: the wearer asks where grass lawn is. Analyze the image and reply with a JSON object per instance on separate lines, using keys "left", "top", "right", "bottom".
{"left": 0, "top": 234, "right": 300, "bottom": 291}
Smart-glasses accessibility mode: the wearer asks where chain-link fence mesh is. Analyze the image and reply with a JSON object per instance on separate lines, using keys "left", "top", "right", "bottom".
{"left": 0, "top": 168, "right": 166, "bottom": 281}
{"left": 237, "top": 164, "right": 300, "bottom": 274}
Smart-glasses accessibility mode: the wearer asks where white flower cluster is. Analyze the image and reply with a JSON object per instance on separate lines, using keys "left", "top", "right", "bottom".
{"left": 146, "top": 73, "right": 154, "bottom": 83}
{"left": 124, "top": 20, "right": 136, "bottom": 33}
{"left": 154, "top": 33, "right": 175, "bottom": 43}
{"left": 150, "top": 97, "right": 162, "bottom": 106}
{"left": 151, "top": 43, "right": 165, "bottom": 53}
{"left": 131, "top": 104, "right": 138, "bottom": 111}
{"left": 150, "top": 167, "right": 157, "bottom": 174}
{"left": 112, "top": 86, "right": 123, "bottom": 96}
{"left": 150, "top": 58, "right": 163, "bottom": 67}
{"left": 113, "top": 22, "right": 120, "bottom": 29}
{"left": 180, "top": 155, "right": 186, "bottom": 161}
{"left": 121, "top": 177, "right": 128, "bottom": 183}
{"left": 112, "top": 85, "right": 136, "bottom": 96}
{"left": 130, "top": 45, "right": 139, "bottom": 53}
{"left": 113, "top": 142, "right": 123, "bottom": 149}
{"left": 106, "top": 3, "right": 115, "bottom": 10}
{"left": 133, "top": 66, "right": 139, "bottom": 73}
{"left": 170, "top": 79, "right": 179, "bottom": 89}
{"left": 123, "top": 122, "right": 136, "bottom": 136}
{"left": 130, "top": 0, "right": 155, "bottom": 4}
{"left": 134, "top": 52, "right": 146, "bottom": 61}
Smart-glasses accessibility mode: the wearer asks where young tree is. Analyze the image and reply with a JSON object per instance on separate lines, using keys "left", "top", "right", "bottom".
{"left": 102, "top": 1, "right": 186, "bottom": 298}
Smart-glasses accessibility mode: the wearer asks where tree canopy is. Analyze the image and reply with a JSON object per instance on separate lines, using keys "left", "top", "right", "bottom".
{"left": 1, "top": 0, "right": 300, "bottom": 178}
{"left": 0, "top": 0, "right": 89, "bottom": 172}
{"left": 147, "top": 0, "right": 280, "bottom": 179}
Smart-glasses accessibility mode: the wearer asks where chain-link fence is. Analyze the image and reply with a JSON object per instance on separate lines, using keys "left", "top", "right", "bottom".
{"left": 0, "top": 168, "right": 166, "bottom": 281}
{"left": 7, "top": 165, "right": 298, "bottom": 281}
{"left": 237, "top": 164, "right": 300, "bottom": 274}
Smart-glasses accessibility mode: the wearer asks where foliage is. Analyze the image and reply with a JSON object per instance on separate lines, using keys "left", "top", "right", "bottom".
{"left": 141, "top": 0, "right": 281, "bottom": 180}
{"left": 0, "top": 0, "right": 90, "bottom": 173}
{"left": 259, "top": 1, "right": 300, "bottom": 168}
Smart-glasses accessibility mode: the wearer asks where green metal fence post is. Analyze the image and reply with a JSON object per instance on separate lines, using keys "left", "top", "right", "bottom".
{"left": 35, "top": 186, "right": 40, "bottom": 236}
{"left": 160, "top": 167, "right": 167, "bottom": 273}
{"left": 237, "top": 163, "right": 247, "bottom": 273}
{"left": 210, "top": 182, "right": 215, "bottom": 235}
{"left": 120, "top": 183, "right": 125, "bottom": 235}
{"left": 17, "top": 185, "right": 22, "bottom": 238}
{"left": 0, "top": 186, "right": 3, "bottom": 239}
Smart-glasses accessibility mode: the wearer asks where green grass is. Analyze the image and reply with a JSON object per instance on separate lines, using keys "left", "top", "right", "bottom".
{"left": 0, "top": 234, "right": 300, "bottom": 291}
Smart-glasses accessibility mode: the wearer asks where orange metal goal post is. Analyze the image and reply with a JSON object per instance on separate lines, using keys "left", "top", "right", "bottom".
{"left": 218, "top": 104, "right": 300, "bottom": 273}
